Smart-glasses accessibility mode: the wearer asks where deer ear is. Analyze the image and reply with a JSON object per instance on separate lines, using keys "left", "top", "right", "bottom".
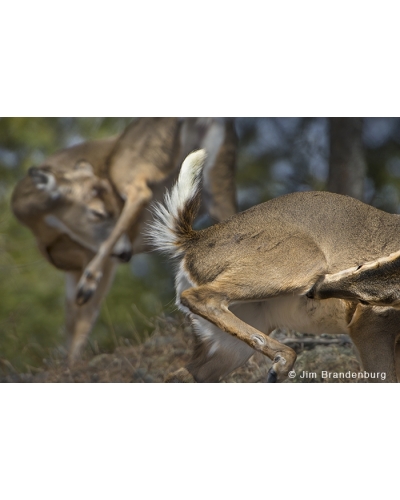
{"left": 74, "top": 160, "right": 94, "bottom": 175}
{"left": 28, "top": 166, "right": 60, "bottom": 198}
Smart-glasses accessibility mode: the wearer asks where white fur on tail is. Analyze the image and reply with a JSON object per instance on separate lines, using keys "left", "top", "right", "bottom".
{"left": 148, "top": 149, "right": 207, "bottom": 256}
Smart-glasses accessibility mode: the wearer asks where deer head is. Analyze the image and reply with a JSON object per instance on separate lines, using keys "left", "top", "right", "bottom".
{"left": 11, "top": 159, "right": 131, "bottom": 269}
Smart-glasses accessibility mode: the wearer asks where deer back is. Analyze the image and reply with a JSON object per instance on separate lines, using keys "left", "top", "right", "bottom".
{"left": 181, "top": 191, "right": 400, "bottom": 296}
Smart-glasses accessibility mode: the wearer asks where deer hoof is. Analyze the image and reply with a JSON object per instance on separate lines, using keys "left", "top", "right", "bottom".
{"left": 76, "top": 286, "right": 95, "bottom": 306}
{"left": 76, "top": 270, "right": 102, "bottom": 305}
{"left": 266, "top": 368, "right": 277, "bottom": 383}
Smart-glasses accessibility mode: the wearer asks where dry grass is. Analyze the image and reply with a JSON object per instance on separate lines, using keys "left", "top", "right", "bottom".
{"left": 0, "top": 314, "right": 364, "bottom": 383}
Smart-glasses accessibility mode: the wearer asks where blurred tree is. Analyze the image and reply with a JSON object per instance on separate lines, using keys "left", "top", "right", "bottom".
{"left": 327, "top": 118, "right": 366, "bottom": 201}
{"left": 363, "top": 118, "right": 400, "bottom": 212}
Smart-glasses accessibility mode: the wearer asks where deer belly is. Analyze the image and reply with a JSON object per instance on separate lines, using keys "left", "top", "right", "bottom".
{"left": 258, "top": 295, "right": 351, "bottom": 335}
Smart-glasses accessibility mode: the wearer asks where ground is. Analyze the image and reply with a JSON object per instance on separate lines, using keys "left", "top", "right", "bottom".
{"left": 0, "top": 313, "right": 367, "bottom": 383}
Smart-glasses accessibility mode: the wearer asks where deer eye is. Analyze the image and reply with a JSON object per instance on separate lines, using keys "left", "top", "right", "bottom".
{"left": 88, "top": 208, "right": 108, "bottom": 220}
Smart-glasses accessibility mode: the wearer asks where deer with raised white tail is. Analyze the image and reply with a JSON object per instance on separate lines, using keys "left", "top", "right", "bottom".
{"left": 149, "top": 149, "right": 400, "bottom": 383}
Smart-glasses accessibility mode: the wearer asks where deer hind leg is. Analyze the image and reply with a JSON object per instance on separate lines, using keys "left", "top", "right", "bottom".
{"left": 66, "top": 258, "right": 118, "bottom": 365}
{"left": 166, "top": 313, "right": 258, "bottom": 383}
{"left": 76, "top": 182, "right": 152, "bottom": 305}
{"left": 348, "top": 305, "right": 399, "bottom": 383}
{"left": 179, "top": 286, "right": 296, "bottom": 382}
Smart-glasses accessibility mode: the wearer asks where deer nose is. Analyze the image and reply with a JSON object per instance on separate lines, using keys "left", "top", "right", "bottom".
{"left": 112, "top": 233, "right": 132, "bottom": 262}
{"left": 28, "top": 166, "right": 49, "bottom": 184}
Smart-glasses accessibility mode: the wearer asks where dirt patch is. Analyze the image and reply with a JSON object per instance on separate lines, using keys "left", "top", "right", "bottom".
{"left": 0, "top": 315, "right": 364, "bottom": 383}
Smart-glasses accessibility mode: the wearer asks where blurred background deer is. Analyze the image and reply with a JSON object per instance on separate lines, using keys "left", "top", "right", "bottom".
{"left": 10, "top": 118, "right": 238, "bottom": 364}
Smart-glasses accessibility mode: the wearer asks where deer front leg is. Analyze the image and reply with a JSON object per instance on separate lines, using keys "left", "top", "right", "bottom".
{"left": 65, "top": 259, "right": 118, "bottom": 365}
{"left": 180, "top": 287, "right": 297, "bottom": 382}
{"left": 76, "top": 182, "right": 152, "bottom": 305}
{"left": 349, "top": 305, "right": 399, "bottom": 383}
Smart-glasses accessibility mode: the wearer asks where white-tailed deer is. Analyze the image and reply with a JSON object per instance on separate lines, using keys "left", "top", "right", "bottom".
{"left": 11, "top": 118, "right": 238, "bottom": 364}
{"left": 149, "top": 150, "right": 400, "bottom": 383}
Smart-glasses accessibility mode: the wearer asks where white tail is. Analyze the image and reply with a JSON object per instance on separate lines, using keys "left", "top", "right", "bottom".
{"left": 148, "top": 149, "right": 207, "bottom": 256}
